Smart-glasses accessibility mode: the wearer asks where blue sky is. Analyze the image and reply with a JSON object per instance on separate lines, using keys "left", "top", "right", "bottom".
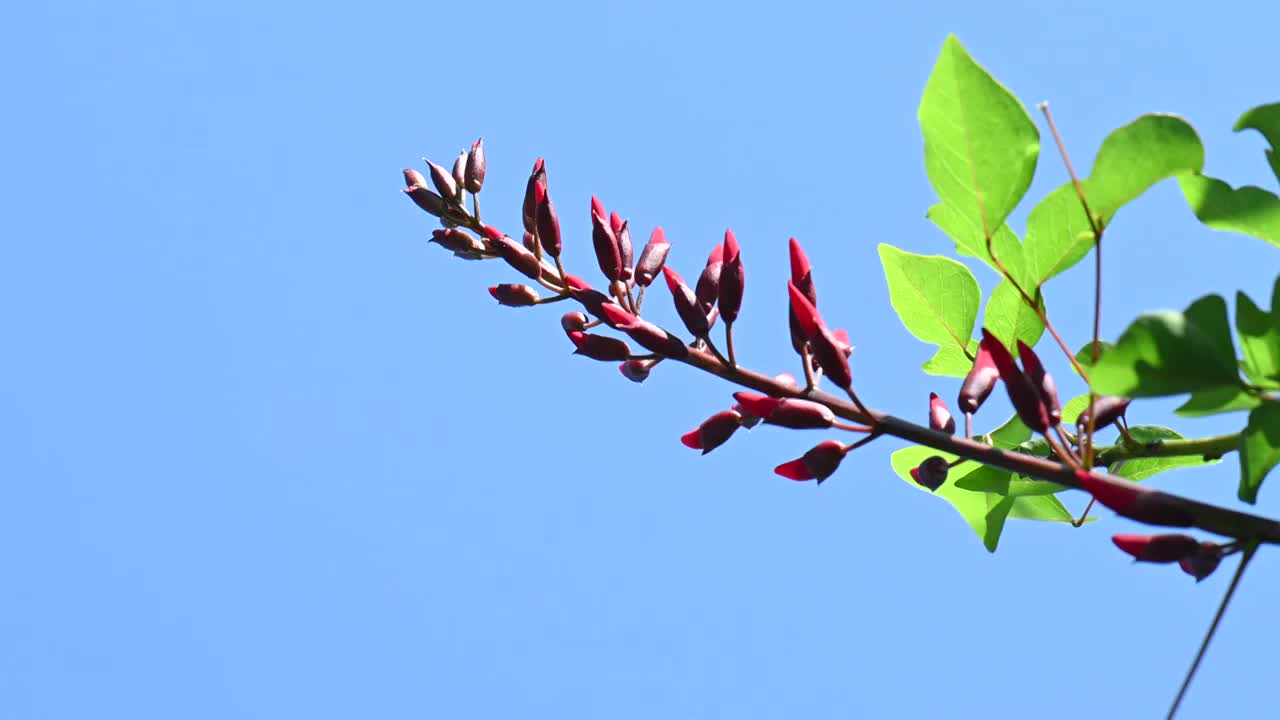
{"left": 4, "top": 1, "right": 1280, "bottom": 717}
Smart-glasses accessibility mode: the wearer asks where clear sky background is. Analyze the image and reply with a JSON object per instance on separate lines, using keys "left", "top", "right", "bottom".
{"left": 4, "top": 1, "right": 1280, "bottom": 717}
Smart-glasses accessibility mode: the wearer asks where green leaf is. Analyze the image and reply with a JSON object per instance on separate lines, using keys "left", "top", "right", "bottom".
{"left": 986, "top": 413, "right": 1032, "bottom": 449}
{"left": 922, "top": 339, "right": 979, "bottom": 377}
{"left": 1178, "top": 174, "right": 1280, "bottom": 249}
{"left": 1085, "top": 114, "right": 1204, "bottom": 223}
{"left": 983, "top": 278, "right": 1045, "bottom": 355}
{"left": 1061, "top": 394, "right": 1092, "bottom": 427}
{"left": 926, "top": 202, "right": 1028, "bottom": 285}
{"left": 1023, "top": 183, "right": 1095, "bottom": 286}
{"left": 1174, "top": 386, "right": 1262, "bottom": 417}
{"left": 878, "top": 244, "right": 981, "bottom": 367}
{"left": 955, "top": 470, "right": 1067, "bottom": 497}
{"left": 1239, "top": 400, "right": 1280, "bottom": 504}
{"left": 890, "top": 446, "right": 1063, "bottom": 552}
{"left": 1073, "top": 341, "right": 1113, "bottom": 376}
{"left": 919, "top": 35, "right": 1039, "bottom": 238}
{"left": 1008, "top": 494, "right": 1077, "bottom": 523}
{"left": 1235, "top": 103, "right": 1280, "bottom": 184}
{"left": 1111, "top": 425, "right": 1222, "bottom": 482}
{"left": 1091, "top": 294, "right": 1241, "bottom": 397}
{"left": 1236, "top": 278, "right": 1280, "bottom": 386}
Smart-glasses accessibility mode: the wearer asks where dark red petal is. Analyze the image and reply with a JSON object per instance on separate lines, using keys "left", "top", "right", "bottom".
{"left": 774, "top": 458, "right": 814, "bottom": 481}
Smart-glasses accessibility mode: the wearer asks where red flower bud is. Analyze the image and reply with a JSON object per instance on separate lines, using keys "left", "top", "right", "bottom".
{"left": 616, "top": 220, "right": 634, "bottom": 282}
{"left": 680, "top": 409, "right": 743, "bottom": 454}
{"left": 488, "top": 283, "right": 539, "bottom": 307}
{"left": 561, "top": 311, "right": 589, "bottom": 333}
{"left": 487, "top": 235, "right": 544, "bottom": 280}
{"left": 1111, "top": 534, "right": 1200, "bottom": 563}
{"left": 464, "top": 138, "right": 486, "bottom": 193}
{"left": 405, "top": 184, "right": 447, "bottom": 216}
{"left": 1074, "top": 470, "right": 1194, "bottom": 527}
{"left": 663, "top": 266, "right": 711, "bottom": 338}
{"left": 429, "top": 228, "right": 486, "bottom": 259}
{"left": 774, "top": 440, "right": 848, "bottom": 483}
{"left": 522, "top": 158, "right": 546, "bottom": 233}
{"left": 929, "top": 393, "right": 956, "bottom": 434}
{"left": 619, "top": 359, "right": 652, "bottom": 383}
{"left": 831, "top": 329, "right": 854, "bottom": 358}
{"left": 635, "top": 228, "right": 671, "bottom": 287}
{"left": 1078, "top": 395, "right": 1131, "bottom": 431}
{"left": 522, "top": 230, "right": 539, "bottom": 254}
{"left": 695, "top": 244, "right": 724, "bottom": 313}
{"left": 911, "top": 456, "right": 949, "bottom": 492}
{"left": 810, "top": 326, "right": 853, "bottom": 390}
{"left": 718, "top": 229, "right": 744, "bottom": 324}
{"left": 535, "top": 189, "right": 562, "bottom": 259}
{"left": 568, "top": 331, "right": 631, "bottom": 362}
{"left": 590, "top": 197, "right": 622, "bottom": 283}
{"left": 426, "top": 159, "right": 459, "bottom": 203}
{"left": 787, "top": 281, "right": 824, "bottom": 341}
{"left": 731, "top": 392, "right": 835, "bottom": 429}
{"left": 981, "top": 329, "right": 1050, "bottom": 433}
{"left": 1180, "top": 543, "right": 1224, "bottom": 582}
{"left": 610, "top": 211, "right": 624, "bottom": 235}
{"left": 1016, "top": 341, "right": 1061, "bottom": 426}
{"left": 958, "top": 342, "right": 999, "bottom": 415}
{"left": 788, "top": 238, "right": 819, "bottom": 353}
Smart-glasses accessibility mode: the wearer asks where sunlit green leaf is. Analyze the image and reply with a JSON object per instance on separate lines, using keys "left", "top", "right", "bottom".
{"left": 926, "top": 202, "right": 1028, "bottom": 285}
{"left": 986, "top": 413, "right": 1032, "bottom": 449}
{"left": 879, "top": 244, "right": 980, "bottom": 368}
{"left": 1061, "top": 394, "right": 1091, "bottom": 426}
{"left": 983, "top": 279, "right": 1045, "bottom": 356}
{"left": 1178, "top": 174, "right": 1280, "bottom": 249}
{"left": 1111, "top": 426, "right": 1222, "bottom": 482}
{"left": 1239, "top": 400, "right": 1280, "bottom": 504}
{"left": 1091, "top": 294, "right": 1241, "bottom": 397}
{"left": 1085, "top": 114, "right": 1204, "bottom": 223}
{"left": 922, "top": 339, "right": 979, "bottom": 377}
{"left": 1235, "top": 102, "right": 1280, "bottom": 183}
{"left": 1023, "top": 183, "right": 1094, "bottom": 286}
{"left": 919, "top": 35, "right": 1039, "bottom": 238}
{"left": 1008, "top": 494, "right": 1077, "bottom": 523}
{"left": 890, "top": 445, "right": 1065, "bottom": 552}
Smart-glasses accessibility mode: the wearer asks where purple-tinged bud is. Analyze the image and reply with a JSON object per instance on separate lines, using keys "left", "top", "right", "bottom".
{"left": 565, "top": 277, "right": 612, "bottom": 321}
{"left": 663, "top": 266, "right": 711, "bottom": 338}
{"left": 487, "top": 235, "right": 543, "bottom": 280}
{"left": 1111, "top": 533, "right": 1200, "bottom": 564}
{"left": 958, "top": 343, "right": 999, "bottom": 415}
{"left": 910, "top": 456, "right": 949, "bottom": 492}
{"left": 1074, "top": 470, "right": 1194, "bottom": 527}
{"left": 464, "top": 138, "right": 486, "bottom": 193}
{"left": 719, "top": 229, "right": 744, "bottom": 324}
{"left": 731, "top": 392, "right": 835, "bottom": 429}
{"left": 1078, "top": 395, "right": 1131, "bottom": 431}
{"left": 405, "top": 185, "right": 447, "bottom": 216}
{"left": 981, "top": 329, "right": 1049, "bottom": 433}
{"left": 567, "top": 331, "right": 632, "bottom": 362}
{"left": 810, "top": 325, "right": 853, "bottom": 390}
{"left": 451, "top": 151, "right": 467, "bottom": 199}
{"left": 429, "top": 228, "right": 487, "bottom": 258}
{"left": 929, "top": 393, "right": 956, "bottom": 434}
{"left": 609, "top": 211, "right": 624, "bottom": 236}
{"left": 561, "top": 311, "right": 589, "bottom": 333}
{"left": 680, "top": 410, "right": 743, "bottom": 454}
{"left": 788, "top": 238, "right": 819, "bottom": 353}
{"left": 426, "top": 160, "right": 459, "bottom": 203}
{"left": 1180, "top": 543, "right": 1224, "bottom": 582}
{"left": 535, "top": 189, "right": 562, "bottom": 259}
{"left": 619, "top": 359, "right": 652, "bottom": 383}
{"left": 522, "top": 158, "right": 546, "bottom": 233}
{"left": 1017, "top": 341, "right": 1061, "bottom": 426}
{"left": 590, "top": 197, "right": 622, "bottom": 283}
{"left": 523, "top": 230, "right": 540, "bottom": 254}
{"left": 635, "top": 228, "right": 671, "bottom": 287}
{"left": 695, "top": 244, "right": 724, "bottom": 313}
{"left": 616, "top": 220, "right": 633, "bottom": 282}
{"left": 488, "top": 284, "right": 539, "bottom": 307}
{"left": 478, "top": 225, "right": 505, "bottom": 241}
{"left": 831, "top": 329, "right": 855, "bottom": 358}
{"left": 403, "top": 168, "right": 429, "bottom": 189}
{"left": 775, "top": 440, "right": 848, "bottom": 483}
{"left": 599, "top": 303, "right": 688, "bottom": 359}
